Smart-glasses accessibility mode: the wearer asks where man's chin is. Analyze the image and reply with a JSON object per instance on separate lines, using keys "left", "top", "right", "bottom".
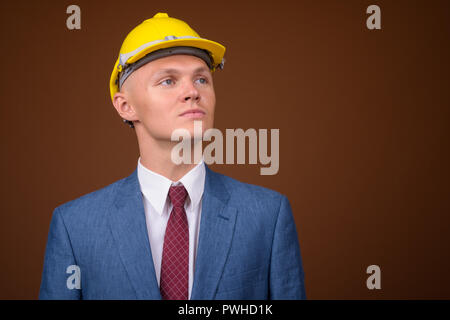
{"left": 176, "top": 120, "right": 212, "bottom": 137}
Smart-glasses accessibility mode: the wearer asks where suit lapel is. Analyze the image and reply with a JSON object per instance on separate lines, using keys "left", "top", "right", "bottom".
{"left": 108, "top": 169, "right": 161, "bottom": 299}
{"left": 191, "top": 166, "right": 238, "bottom": 299}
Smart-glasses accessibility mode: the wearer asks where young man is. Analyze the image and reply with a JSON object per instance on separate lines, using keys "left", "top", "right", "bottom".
{"left": 39, "top": 12, "right": 306, "bottom": 300}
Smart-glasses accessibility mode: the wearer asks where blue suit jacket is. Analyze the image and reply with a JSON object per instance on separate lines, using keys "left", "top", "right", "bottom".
{"left": 39, "top": 166, "right": 306, "bottom": 299}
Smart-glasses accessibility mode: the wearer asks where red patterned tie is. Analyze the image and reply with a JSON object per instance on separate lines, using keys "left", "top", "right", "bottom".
{"left": 160, "top": 185, "right": 189, "bottom": 300}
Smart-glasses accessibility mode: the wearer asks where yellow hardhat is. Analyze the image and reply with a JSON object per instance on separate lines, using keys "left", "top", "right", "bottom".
{"left": 109, "top": 12, "right": 226, "bottom": 102}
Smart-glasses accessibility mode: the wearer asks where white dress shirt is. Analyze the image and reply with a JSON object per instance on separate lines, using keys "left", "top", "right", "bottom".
{"left": 137, "top": 157, "right": 205, "bottom": 299}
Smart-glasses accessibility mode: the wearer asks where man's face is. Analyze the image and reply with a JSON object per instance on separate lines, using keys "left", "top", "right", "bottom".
{"left": 119, "top": 54, "right": 215, "bottom": 142}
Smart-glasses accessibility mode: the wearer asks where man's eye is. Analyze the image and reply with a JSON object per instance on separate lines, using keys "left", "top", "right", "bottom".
{"left": 161, "top": 79, "right": 174, "bottom": 86}
{"left": 195, "top": 77, "right": 208, "bottom": 84}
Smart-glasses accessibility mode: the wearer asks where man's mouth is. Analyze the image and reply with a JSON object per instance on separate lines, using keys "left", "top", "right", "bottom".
{"left": 179, "top": 109, "right": 206, "bottom": 119}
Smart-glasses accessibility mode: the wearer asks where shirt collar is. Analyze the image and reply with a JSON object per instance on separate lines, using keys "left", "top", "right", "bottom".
{"left": 137, "top": 157, "right": 206, "bottom": 216}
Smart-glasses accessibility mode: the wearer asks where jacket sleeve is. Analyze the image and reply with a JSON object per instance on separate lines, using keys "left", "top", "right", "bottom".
{"left": 269, "top": 195, "right": 307, "bottom": 299}
{"left": 39, "top": 207, "right": 81, "bottom": 300}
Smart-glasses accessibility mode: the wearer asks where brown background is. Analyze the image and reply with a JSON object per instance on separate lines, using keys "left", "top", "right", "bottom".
{"left": 0, "top": 0, "right": 449, "bottom": 299}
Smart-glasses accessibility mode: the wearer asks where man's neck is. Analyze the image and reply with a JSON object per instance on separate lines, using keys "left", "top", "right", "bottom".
{"left": 138, "top": 136, "right": 200, "bottom": 182}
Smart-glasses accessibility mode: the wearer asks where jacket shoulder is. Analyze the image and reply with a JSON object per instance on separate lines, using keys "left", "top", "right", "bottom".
{"left": 210, "top": 169, "right": 287, "bottom": 211}
{"left": 53, "top": 173, "right": 131, "bottom": 221}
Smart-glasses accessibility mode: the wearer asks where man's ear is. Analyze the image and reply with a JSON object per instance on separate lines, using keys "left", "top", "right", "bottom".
{"left": 112, "top": 91, "right": 139, "bottom": 122}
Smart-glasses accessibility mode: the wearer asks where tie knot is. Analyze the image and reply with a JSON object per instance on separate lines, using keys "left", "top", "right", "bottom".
{"left": 168, "top": 185, "right": 188, "bottom": 208}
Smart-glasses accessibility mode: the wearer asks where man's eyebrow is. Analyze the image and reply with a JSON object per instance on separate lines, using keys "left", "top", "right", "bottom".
{"left": 152, "top": 66, "right": 211, "bottom": 78}
{"left": 193, "top": 66, "right": 211, "bottom": 74}
{"left": 152, "top": 68, "right": 180, "bottom": 78}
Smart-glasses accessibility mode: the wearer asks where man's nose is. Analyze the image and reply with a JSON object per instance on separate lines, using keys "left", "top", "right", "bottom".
{"left": 182, "top": 81, "right": 200, "bottom": 102}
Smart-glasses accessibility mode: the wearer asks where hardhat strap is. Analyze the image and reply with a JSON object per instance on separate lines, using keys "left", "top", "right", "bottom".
{"left": 118, "top": 35, "right": 200, "bottom": 67}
